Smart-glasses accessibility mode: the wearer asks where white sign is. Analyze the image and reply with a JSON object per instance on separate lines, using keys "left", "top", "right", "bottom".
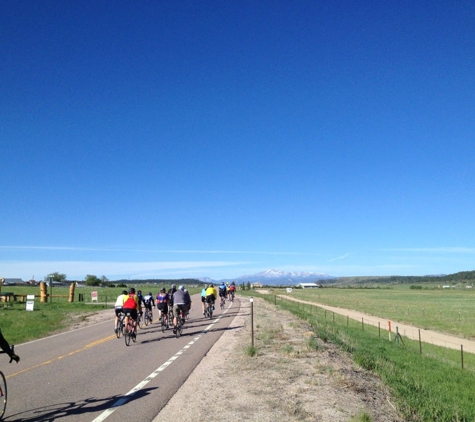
{"left": 91, "top": 291, "right": 98, "bottom": 302}
{"left": 26, "top": 301, "right": 35, "bottom": 311}
{"left": 286, "top": 288, "right": 293, "bottom": 293}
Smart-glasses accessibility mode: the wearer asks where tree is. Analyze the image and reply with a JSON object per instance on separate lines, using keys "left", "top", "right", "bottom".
{"left": 85, "top": 274, "right": 101, "bottom": 286}
{"left": 45, "top": 272, "right": 67, "bottom": 282}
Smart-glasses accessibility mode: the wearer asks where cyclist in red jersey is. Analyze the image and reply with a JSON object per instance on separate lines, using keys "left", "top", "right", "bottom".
{"left": 123, "top": 287, "right": 141, "bottom": 338}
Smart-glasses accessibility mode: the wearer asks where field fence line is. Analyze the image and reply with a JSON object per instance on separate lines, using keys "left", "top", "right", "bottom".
{"left": 277, "top": 295, "right": 475, "bottom": 355}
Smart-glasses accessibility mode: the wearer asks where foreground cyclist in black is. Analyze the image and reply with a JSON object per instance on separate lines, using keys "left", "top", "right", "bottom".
{"left": 0, "top": 329, "right": 19, "bottom": 363}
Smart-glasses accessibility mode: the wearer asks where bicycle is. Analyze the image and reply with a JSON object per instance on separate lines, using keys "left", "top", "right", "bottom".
{"left": 124, "top": 313, "right": 137, "bottom": 346}
{"left": 168, "top": 308, "right": 174, "bottom": 328}
{"left": 220, "top": 296, "right": 225, "bottom": 310}
{"left": 144, "top": 308, "right": 153, "bottom": 326}
{"left": 205, "top": 300, "right": 214, "bottom": 319}
{"left": 116, "top": 312, "right": 125, "bottom": 339}
{"left": 0, "top": 346, "right": 17, "bottom": 419}
{"left": 228, "top": 290, "right": 235, "bottom": 302}
{"left": 174, "top": 307, "right": 185, "bottom": 338}
{"left": 159, "top": 310, "right": 169, "bottom": 333}
{"left": 136, "top": 312, "right": 143, "bottom": 329}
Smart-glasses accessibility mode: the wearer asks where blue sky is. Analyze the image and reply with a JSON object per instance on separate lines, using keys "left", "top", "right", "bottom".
{"left": 2, "top": 1, "right": 475, "bottom": 281}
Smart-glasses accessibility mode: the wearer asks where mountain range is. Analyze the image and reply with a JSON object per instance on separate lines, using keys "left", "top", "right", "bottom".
{"left": 202, "top": 269, "right": 335, "bottom": 286}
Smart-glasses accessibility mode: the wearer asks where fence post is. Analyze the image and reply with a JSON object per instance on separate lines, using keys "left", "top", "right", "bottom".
{"left": 461, "top": 345, "right": 464, "bottom": 370}
{"left": 361, "top": 317, "right": 364, "bottom": 331}
{"left": 419, "top": 329, "right": 422, "bottom": 354}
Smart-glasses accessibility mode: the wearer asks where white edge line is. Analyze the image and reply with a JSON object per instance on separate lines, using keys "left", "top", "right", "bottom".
{"left": 92, "top": 307, "right": 230, "bottom": 421}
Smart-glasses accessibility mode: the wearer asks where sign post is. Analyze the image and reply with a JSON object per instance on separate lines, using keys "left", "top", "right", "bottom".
{"left": 26, "top": 294, "right": 35, "bottom": 311}
{"left": 250, "top": 297, "right": 254, "bottom": 348}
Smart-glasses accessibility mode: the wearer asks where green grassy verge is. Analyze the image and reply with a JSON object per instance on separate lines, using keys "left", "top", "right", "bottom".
{"left": 242, "top": 291, "right": 475, "bottom": 421}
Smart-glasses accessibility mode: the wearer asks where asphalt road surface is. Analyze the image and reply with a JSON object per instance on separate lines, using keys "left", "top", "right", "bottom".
{"left": 3, "top": 295, "right": 241, "bottom": 421}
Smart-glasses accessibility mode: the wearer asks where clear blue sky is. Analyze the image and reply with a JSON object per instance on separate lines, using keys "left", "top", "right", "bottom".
{"left": 2, "top": 1, "right": 475, "bottom": 281}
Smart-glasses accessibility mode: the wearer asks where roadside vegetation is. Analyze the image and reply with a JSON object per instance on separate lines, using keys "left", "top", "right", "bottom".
{"left": 241, "top": 289, "right": 475, "bottom": 421}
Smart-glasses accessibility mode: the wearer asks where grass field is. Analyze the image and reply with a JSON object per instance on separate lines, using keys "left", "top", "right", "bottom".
{"left": 281, "top": 286, "right": 475, "bottom": 339}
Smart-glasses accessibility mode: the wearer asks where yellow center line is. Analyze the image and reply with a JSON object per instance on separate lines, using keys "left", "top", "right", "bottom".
{"left": 6, "top": 334, "right": 116, "bottom": 379}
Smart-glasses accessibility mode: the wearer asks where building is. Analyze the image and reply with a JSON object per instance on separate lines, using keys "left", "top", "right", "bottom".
{"left": 296, "top": 282, "right": 320, "bottom": 289}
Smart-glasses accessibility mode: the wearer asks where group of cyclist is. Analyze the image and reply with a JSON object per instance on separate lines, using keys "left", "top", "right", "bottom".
{"left": 201, "top": 281, "right": 236, "bottom": 315}
{"left": 114, "top": 284, "right": 193, "bottom": 336}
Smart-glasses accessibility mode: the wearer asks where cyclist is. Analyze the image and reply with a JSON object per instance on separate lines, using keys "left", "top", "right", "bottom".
{"left": 172, "top": 286, "right": 190, "bottom": 334}
{"left": 156, "top": 288, "right": 169, "bottom": 325}
{"left": 143, "top": 291, "right": 155, "bottom": 321}
{"left": 0, "top": 328, "right": 19, "bottom": 363}
{"left": 201, "top": 285, "right": 208, "bottom": 315}
{"left": 114, "top": 290, "right": 128, "bottom": 334}
{"left": 167, "top": 284, "right": 177, "bottom": 309}
{"left": 205, "top": 283, "right": 217, "bottom": 312}
{"left": 229, "top": 281, "right": 236, "bottom": 300}
{"left": 123, "top": 287, "right": 140, "bottom": 339}
{"left": 136, "top": 290, "right": 145, "bottom": 319}
{"left": 218, "top": 281, "right": 227, "bottom": 305}
{"left": 183, "top": 288, "right": 192, "bottom": 319}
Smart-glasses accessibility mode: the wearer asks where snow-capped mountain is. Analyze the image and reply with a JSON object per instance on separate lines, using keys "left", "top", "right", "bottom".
{"left": 218, "top": 269, "right": 334, "bottom": 285}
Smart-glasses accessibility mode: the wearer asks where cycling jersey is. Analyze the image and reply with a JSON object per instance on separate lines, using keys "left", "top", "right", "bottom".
{"left": 205, "top": 286, "right": 217, "bottom": 301}
{"left": 114, "top": 294, "right": 127, "bottom": 308}
{"left": 123, "top": 294, "right": 139, "bottom": 310}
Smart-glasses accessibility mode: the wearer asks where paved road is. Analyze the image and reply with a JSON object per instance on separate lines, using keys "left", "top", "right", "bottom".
{"left": 3, "top": 295, "right": 241, "bottom": 421}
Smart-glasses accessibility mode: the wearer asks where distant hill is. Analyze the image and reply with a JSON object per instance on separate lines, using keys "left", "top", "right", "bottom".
{"left": 334, "top": 270, "right": 475, "bottom": 285}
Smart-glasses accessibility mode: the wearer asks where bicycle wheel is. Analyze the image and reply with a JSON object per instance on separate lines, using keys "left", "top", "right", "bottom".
{"left": 124, "top": 321, "right": 132, "bottom": 346}
{"left": 144, "top": 311, "right": 149, "bottom": 326}
{"left": 161, "top": 316, "right": 166, "bottom": 333}
{"left": 175, "top": 322, "right": 181, "bottom": 338}
{"left": 209, "top": 305, "right": 213, "bottom": 319}
{"left": 0, "top": 371, "right": 7, "bottom": 420}
{"left": 116, "top": 317, "right": 123, "bottom": 338}
{"left": 137, "top": 314, "right": 142, "bottom": 329}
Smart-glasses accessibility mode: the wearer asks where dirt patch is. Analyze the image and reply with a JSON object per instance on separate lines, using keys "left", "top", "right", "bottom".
{"left": 154, "top": 298, "right": 403, "bottom": 422}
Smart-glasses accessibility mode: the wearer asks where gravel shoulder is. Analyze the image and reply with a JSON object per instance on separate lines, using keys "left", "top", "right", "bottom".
{"left": 153, "top": 297, "right": 403, "bottom": 422}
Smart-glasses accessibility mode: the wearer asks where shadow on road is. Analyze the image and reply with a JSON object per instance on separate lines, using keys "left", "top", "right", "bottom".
{"left": 5, "top": 387, "right": 157, "bottom": 421}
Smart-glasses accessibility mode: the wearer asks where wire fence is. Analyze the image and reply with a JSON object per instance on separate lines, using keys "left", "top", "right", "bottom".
{"left": 276, "top": 294, "right": 475, "bottom": 372}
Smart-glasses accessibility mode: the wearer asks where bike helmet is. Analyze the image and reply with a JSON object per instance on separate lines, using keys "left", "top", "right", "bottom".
{"left": 148, "top": 292, "right": 152, "bottom": 296}
{"left": 172, "top": 284, "right": 176, "bottom": 289}
{"left": 137, "top": 290, "right": 142, "bottom": 294}
{"left": 122, "top": 290, "right": 127, "bottom": 295}
{"left": 179, "top": 285, "right": 184, "bottom": 291}
{"left": 160, "top": 288, "right": 166, "bottom": 293}
{"left": 129, "top": 287, "right": 136, "bottom": 294}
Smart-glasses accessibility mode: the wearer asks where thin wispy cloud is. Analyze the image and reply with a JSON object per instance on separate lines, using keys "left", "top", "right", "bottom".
{"left": 383, "top": 247, "right": 475, "bottom": 254}
{"left": 0, "top": 260, "right": 249, "bottom": 280}
{"left": 329, "top": 253, "right": 350, "bottom": 262}
{"left": 0, "top": 245, "right": 320, "bottom": 256}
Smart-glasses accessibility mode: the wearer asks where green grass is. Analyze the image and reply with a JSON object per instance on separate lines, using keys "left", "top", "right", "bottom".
{"left": 278, "top": 286, "right": 475, "bottom": 339}
{"left": 243, "top": 290, "right": 475, "bottom": 421}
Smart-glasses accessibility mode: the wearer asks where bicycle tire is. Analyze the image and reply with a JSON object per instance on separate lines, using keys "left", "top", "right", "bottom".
{"left": 0, "top": 371, "right": 7, "bottom": 420}
{"left": 161, "top": 318, "right": 166, "bottom": 333}
{"left": 209, "top": 307, "right": 213, "bottom": 319}
{"left": 144, "top": 311, "right": 149, "bottom": 326}
{"left": 137, "top": 315, "right": 142, "bottom": 329}
{"left": 116, "top": 317, "right": 124, "bottom": 338}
